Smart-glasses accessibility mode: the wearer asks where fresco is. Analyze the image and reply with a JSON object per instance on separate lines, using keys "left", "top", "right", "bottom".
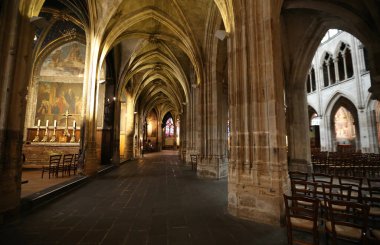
{"left": 334, "top": 106, "right": 355, "bottom": 145}
{"left": 40, "top": 41, "right": 85, "bottom": 77}
{"left": 35, "top": 82, "right": 83, "bottom": 127}
{"left": 35, "top": 41, "right": 85, "bottom": 127}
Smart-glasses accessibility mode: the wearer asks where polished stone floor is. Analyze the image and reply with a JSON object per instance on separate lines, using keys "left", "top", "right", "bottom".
{"left": 0, "top": 151, "right": 287, "bottom": 245}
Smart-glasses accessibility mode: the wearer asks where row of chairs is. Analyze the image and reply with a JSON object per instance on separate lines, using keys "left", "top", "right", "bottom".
{"left": 41, "top": 154, "right": 79, "bottom": 179}
{"left": 285, "top": 172, "right": 380, "bottom": 244}
{"left": 312, "top": 152, "right": 380, "bottom": 177}
{"left": 289, "top": 171, "right": 380, "bottom": 201}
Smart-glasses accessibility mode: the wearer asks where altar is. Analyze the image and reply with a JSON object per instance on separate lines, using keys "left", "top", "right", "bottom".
{"left": 22, "top": 112, "right": 81, "bottom": 167}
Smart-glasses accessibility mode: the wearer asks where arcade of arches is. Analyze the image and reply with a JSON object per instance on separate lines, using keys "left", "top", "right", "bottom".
{"left": 1, "top": 0, "right": 380, "bottom": 226}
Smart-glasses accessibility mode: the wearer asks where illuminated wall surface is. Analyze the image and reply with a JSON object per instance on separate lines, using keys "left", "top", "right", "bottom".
{"left": 334, "top": 107, "right": 355, "bottom": 144}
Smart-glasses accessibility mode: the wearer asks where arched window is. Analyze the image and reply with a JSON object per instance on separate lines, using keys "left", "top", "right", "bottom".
{"left": 323, "top": 53, "right": 334, "bottom": 87}
{"left": 337, "top": 43, "right": 354, "bottom": 80}
{"left": 165, "top": 117, "right": 174, "bottom": 137}
{"left": 306, "top": 67, "right": 317, "bottom": 93}
{"left": 363, "top": 46, "right": 369, "bottom": 71}
{"left": 311, "top": 67, "right": 316, "bottom": 91}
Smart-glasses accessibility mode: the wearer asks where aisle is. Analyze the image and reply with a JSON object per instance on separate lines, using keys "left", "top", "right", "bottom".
{"left": 0, "top": 150, "right": 286, "bottom": 245}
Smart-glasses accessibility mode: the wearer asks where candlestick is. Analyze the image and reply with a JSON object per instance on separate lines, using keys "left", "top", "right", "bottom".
{"left": 70, "top": 127, "right": 76, "bottom": 143}
{"left": 41, "top": 123, "right": 49, "bottom": 142}
{"left": 50, "top": 126, "right": 56, "bottom": 142}
{"left": 33, "top": 125, "right": 40, "bottom": 142}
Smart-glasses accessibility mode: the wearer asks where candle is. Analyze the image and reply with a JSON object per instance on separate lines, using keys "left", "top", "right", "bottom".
{"left": 54, "top": 120, "right": 57, "bottom": 127}
{"left": 73, "top": 120, "right": 76, "bottom": 128}
{"left": 46, "top": 120, "right": 49, "bottom": 127}
{"left": 37, "top": 119, "right": 40, "bottom": 127}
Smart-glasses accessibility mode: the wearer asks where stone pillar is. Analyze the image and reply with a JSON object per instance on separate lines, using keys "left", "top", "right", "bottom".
{"left": 227, "top": 1, "right": 288, "bottom": 225}
{"left": 82, "top": 33, "right": 102, "bottom": 175}
{"left": 184, "top": 73, "right": 201, "bottom": 163}
{"left": 286, "top": 86, "right": 312, "bottom": 172}
{"left": 179, "top": 110, "right": 187, "bottom": 160}
{"left": 157, "top": 111, "right": 163, "bottom": 151}
{"left": 333, "top": 58, "right": 339, "bottom": 82}
{"left": 197, "top": 41, "right": 229, "bottom": 179}
{"left": 123, "top": 94, "right": 134, "bottom": 159}
{"left": 0, "top": 0, "right": 34, "bottom": 223}
{"left": 111, "top": 101, "right": 120, "bottom": 164}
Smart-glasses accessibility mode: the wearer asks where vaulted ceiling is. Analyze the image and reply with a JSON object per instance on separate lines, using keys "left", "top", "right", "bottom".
{"left": 35, "top": 0, "right": 226, "bottom": 119}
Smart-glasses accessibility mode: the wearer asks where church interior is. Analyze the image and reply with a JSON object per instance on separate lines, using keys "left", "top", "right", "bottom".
{"left": 1, "top": 0, "right": 380, "bottom": 244}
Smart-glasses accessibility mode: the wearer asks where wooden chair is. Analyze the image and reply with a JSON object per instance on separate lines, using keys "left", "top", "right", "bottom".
{"left": 320, "top": 184, "right": 352, "bottom": 218}
{"left": 312, "top": 173, "right": 333, "bottom": 185}
{"left": 289, "top": 171, "right": 308, "bottom": 181}
{"left": 41, "top": 154, "right": 62, "bottom": 179}
{"left": 291, "top": 180, "right": 317, "bottom": 198}
{"left": 57, "top": 154, "right": 73, "bottom": 177}
{"left": 362, "top": 196, "right": 380, "bottom": 242}
{"left": 338, "top": 176, "right": 363, "bottom": 202}
{"left": 325, "top": 199, "right": 369, "bottom": 244}
{"left": 190, "top": 155, "right": 198, "bottom": 171}
{"left": 70, "top": 153, "right": 79, "bottom": 175}
{"left": 283, "top": 194, "right": 320, "bottom": 245}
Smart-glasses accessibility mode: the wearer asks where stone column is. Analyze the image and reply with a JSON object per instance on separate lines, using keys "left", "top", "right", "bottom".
{"left": 179, "top": 110, "right": 187, "bottom": 160}
{"left": 123, "top": 94, "right": 135, "bottom": 159}
{"left": 198, "top": 56, "right": 228, "bottom": 179}
{"left": 184, "top": 78, "right": 201, "bottom": 163}
{"left": 286, "top": 85, "right": 312, "bottom": 172}
{"left": 333, "top": 58, "right": 339, "bottom": 82}
{"left": 82, "top": 30, "right": 103, "bottom": 175}
{"left": 227, "top": 1, "right": 288, "bottom": 225}
{"left": 157, "top": 110, "right": 162, "bottom": 151}
{"left": 111, "top": 101, "right": 120, "bottom": 164}
{"left": 0, "top": 0, "right": 34, "bottom": 223}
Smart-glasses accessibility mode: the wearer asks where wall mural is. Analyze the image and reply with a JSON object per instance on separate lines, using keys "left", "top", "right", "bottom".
{"left": 35, "top": 41, "right": 85, "bottom": 127}
{"left": 35, "top": 82, "right": 83, "bottom": 126}
{"left": 334, "top": 106, "right": 355, "bottom": 145}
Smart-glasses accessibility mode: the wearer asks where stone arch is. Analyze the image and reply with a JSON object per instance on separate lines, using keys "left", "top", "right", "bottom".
{"left": 327, "top": 95, "right": 360, "bottom": 152}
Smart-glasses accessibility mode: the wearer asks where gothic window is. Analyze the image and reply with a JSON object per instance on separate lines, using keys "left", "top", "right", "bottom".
{"left": 323, "top": 53, "right": 334, "bottom": 87}
{"left": 337, "top": 43, "right": 354, "bottom": 81}
{"left": 165, "top": 117, "right": 174, "bottom": 137}
{"left": 363, "top": 46, "right": 369, "bottom": 71}
{"left": 311, "top": 67, "right": 316, "bottom": 91}
{"left": 306, "top": 67, "right": 317, "bottom": 93}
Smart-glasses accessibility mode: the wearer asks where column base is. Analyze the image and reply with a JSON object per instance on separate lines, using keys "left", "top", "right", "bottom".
{"left": 84, "top": 142, "right": 100, "bottom": 176}
{"left": 197, "top": 156, "right": 228, "bottom": 179}
{"left": 228, "top": 165, "right": 287, "bottom": 226}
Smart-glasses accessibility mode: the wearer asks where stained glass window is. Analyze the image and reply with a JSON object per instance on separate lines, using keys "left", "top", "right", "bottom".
{"left": 165, "top": 117, "right": 174, "bottom": 137}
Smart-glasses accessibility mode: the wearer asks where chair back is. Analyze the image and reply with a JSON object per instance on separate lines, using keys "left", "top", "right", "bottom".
{"left": 289, "top": 171, "right": 308, "bottom": 181}
{"left": 291, "top": 180, "right": 317, "bottom": 198}
{"left": 312, "top": 173, "right": 333, "bottom": 184}
{"left": 283, "top": 194, "right": 319, "bottom": 245}
{"left": 325, "top": 199, "right": 369, "bottom": 243}
{"left": 50, "top": 154, "right": 62, "bottom": 166}
{"left": 338, "top": 176, "right": 363, "bottom": 202}
{"left": 63, "top": 154, "right": 74, "bottom": 165}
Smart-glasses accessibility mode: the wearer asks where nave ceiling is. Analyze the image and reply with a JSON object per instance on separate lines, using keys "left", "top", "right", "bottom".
{"left": 30, "top": 0, "right": 227, "bottom": 120}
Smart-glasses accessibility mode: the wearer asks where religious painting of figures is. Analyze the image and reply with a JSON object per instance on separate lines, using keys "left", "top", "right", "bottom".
{"left": 40, "top": 41, "right": 85, "bottom": 77}
{"left": 35, "top": 82, "right": 83, "bottom": 127}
